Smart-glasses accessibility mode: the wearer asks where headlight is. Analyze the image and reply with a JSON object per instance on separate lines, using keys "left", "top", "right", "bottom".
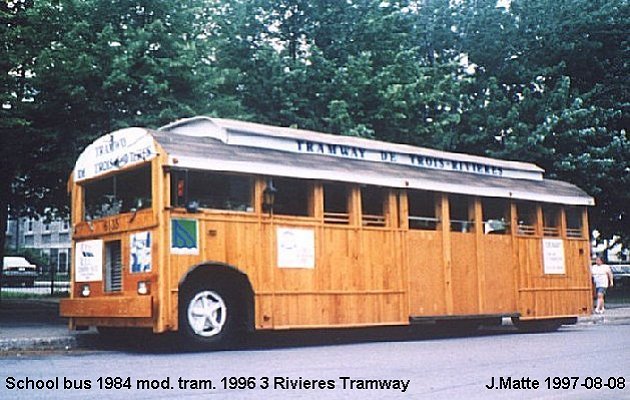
{"left": 137, "top": 281, "right": 150, "bottom": 295}
{"left": 80, "top": 284, "right": 91, "bottom": 297}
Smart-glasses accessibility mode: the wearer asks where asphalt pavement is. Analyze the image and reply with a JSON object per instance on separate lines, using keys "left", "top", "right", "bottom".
{"left": 1, "top": 298, "right": 630, "bottom": 354}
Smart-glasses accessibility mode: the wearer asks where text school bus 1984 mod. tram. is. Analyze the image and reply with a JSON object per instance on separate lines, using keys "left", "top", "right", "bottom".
{"left": 60, "top": 117, "right": 594, "bottom": 348}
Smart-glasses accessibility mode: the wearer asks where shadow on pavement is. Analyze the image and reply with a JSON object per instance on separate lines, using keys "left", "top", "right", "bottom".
{"left": 88, "top": 321, "right": 521, "bottom": 355}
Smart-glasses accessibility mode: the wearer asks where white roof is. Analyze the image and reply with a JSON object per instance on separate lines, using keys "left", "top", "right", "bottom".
{"left": 3, "top": 257, "right": 36, "bottom": 268}
{"left": 73, "top": 117, "right": 594, "bottom": 206}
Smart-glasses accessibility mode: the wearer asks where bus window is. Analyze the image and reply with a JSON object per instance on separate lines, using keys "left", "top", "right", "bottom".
{"left": 361, "top": 185, "right": 386, "bottom": 227}
{"left": 516, "top": 202, "right": 537, "bottom": 236}
{"left": 408, "top": 190, "right": 438, "bottom": 230}
{"left": 273, "top": 177, "right": 313, "bottom": 217}
{"left": 84, "top": 164, "right": 151, "bottom": 220}
{"left": 449, "top": 194, "right": 474, "bottom": 233}
{"left": 323, "top": 182, "right": 349, "bottom": 224}
{"left": 172, "top": 170, "right": 253, "bottom": 212}
{"left": 482, "top": 198, "right": 510, "bottom": 234}
{"left": 566, "top": 206, "right": 584, "bottom": 238}
{"left": 543, "top": 205, "right": 561, "bottom": 237}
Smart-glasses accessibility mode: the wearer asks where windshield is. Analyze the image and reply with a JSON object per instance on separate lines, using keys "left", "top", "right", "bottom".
{"left": 83, "top": 164, "right": 152, "bottom": 220}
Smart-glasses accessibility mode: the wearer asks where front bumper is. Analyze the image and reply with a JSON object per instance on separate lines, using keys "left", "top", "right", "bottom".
{"left": 60, "top": 296, "right": 153, "bottom": 318}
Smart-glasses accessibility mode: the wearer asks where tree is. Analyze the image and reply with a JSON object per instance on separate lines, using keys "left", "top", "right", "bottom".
{"left": 0, "top": 0, "right": 248, "bottom": 264}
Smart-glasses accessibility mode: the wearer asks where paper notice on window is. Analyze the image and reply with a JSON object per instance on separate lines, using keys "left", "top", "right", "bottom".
{"left": 542, "top": 238, "right": 565, "bottom": 275}
{"left": 277, "top": 227, "right": 315, "bottom": 269}
{"left": 75, "top": 240, "right": 104, "bottom": 282}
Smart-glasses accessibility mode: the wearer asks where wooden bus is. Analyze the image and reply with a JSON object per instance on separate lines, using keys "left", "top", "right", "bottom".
{"left": 60, "top": 117, "right": 594, "bottom": 347}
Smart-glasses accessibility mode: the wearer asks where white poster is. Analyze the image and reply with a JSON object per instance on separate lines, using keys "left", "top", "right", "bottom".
{"left": 75, "top": 240, "right": 103, "bottom": 282}
{"left": 277, "top": 227, "right": 315, "bottom": 269}
{"left": 130, "top": 231, "right": 152, "bottom": 273}
{"left": 542, "top": 238, "right": 565, "bottom": 275}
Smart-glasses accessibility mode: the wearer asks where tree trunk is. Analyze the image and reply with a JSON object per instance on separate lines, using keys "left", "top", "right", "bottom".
{"left": 0, "top": 172, "right": 9, "bottom": 304}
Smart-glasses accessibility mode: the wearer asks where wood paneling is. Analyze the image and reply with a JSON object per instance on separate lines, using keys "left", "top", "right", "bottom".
{"left": 515, "top": 236, "right": 592, "bottom": 319}
{"left": 61, "top": 296, "right": 152, "bottom": 318}
{"left": 65, "top": 150, "right": 593, "bottom": 333}
{"left": 481, "top": 235, "right": 516, "bottom": 313}
{"left": 407, "top": 230, "right": 445, "bottom": 316}
{"left": 450, "top": 232, "right": 479, "bottom": 314}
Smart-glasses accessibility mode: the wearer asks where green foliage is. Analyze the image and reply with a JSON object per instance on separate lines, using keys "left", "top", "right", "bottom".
{"left": 0, "top": 0, "right": 628, "bottom": 248}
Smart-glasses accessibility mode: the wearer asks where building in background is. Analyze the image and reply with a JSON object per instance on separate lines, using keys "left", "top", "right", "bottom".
{"left": 5, "top": 217, "right": 71, "bottom": 274}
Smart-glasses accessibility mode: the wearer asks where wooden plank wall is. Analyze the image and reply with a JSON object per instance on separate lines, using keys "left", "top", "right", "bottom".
{"left": 406, "top": 231, "right": 446, "bottom": 315}
{"left": 407, "top": 231, "right": 517, "bottom": 317}
{"left": 162, "top": 179, "right": 591, "bottom": 330}
{"left": 516, "top": 237, "right": 592, "bottom": 319}
{"left": 167, "top": 212, "right": 406, "bottom": 330}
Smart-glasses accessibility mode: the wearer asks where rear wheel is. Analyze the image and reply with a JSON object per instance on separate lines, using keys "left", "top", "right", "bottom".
{"left": 179, "top": 283, "right": 240, "bottom": 349}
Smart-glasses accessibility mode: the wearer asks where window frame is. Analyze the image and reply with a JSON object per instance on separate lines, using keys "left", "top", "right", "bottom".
{"left": 170, "top": 169, "right": 254, "bottom": 213}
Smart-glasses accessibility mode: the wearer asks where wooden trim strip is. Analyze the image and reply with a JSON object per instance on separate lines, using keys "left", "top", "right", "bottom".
{"left": 60, "top": 297, "right": 152, "bottom": 318}
{"left": 255, "top": 290, "right": 405, "bottom": 296}
{"left": 518, "top": 287, "right": 591, "bottom": 292}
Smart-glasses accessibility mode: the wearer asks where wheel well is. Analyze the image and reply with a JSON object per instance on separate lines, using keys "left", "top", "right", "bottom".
{"left": 179, "top": 262, "right": 255, "bottom": 332}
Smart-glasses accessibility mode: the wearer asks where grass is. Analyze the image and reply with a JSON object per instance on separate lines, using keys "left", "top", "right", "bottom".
{"left": 0, "top": 290, "right": 69, "bottom": 299}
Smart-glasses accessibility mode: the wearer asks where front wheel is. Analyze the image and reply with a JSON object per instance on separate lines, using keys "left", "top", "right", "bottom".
{"left": 179, "top": 284, "right": 239, "bottom": 349}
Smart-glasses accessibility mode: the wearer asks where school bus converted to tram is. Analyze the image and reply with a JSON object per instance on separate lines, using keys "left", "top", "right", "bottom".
{"left": 60, "top": 117, "right": 594, "bottom": 347}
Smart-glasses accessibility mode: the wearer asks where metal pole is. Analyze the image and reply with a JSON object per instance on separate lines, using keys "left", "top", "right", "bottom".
{"left": 50, "top": 256, "right": 55, "bottom": 296}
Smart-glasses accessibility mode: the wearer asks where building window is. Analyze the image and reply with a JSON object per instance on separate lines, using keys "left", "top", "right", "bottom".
{"left": 482, "top": 198, "right": 510, "bottom": 235}
{"left": 516, "top": 202, "right": 537, "bottom": 236}
{"left": 172, "top": 170, "right": 253, "bottom": 212}
{"left": 58, "top": 251, "right": 69, "bottom": 274}
{"left": 449, "top": 194, "right": 474, "bottom": 233}
{"left": 60, "top": 220, "right": 70, "bottom": 232}
{"left": 323, "top": 182, "right": 349, "bottom": 224}
{"left": 361, "top": 186, "right": 387, "bottom": 227}
{"left": 273, "top": 177, "right": 313, "bottom": 217}
{"left": 565, "top": 206, "right": 584, "bottom": 238}
{"left": 408, "top": 190, "right": 439, "bottom": 230}
{"left": 27, "top": 219, "right": 34, "bottom": 233}
{"left": 542, "top": 205, "right": 561, "bottom": 237}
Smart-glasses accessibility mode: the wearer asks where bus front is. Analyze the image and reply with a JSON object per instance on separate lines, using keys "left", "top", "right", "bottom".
{"left": 60, "top": 127, "right": 163, "bottom": 333}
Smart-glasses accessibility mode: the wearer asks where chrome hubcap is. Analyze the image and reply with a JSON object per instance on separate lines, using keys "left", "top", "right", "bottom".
{"left": 187, "top": 290, "right": 227, "bottom": 337}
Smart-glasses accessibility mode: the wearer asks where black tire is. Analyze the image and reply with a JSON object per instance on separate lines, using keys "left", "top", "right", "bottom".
{"left": 179, "top": 281, "right": 240, "bottom": 350}
{"left": 511, "top": 318, "right": 562, "bottom": 333}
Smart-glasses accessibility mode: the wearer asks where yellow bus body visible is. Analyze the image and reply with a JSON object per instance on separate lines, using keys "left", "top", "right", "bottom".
{"left": 60, "top": 118, "right": 593, "bottom": 336}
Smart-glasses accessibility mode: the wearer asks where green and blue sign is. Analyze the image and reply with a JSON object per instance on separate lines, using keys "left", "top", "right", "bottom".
{"left": 171, "top": 218, "right": 199, "bottom": 254}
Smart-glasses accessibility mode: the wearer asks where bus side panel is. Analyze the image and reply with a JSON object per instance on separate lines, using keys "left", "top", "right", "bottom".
{"left": 271, "top": 226, "right": 406, "bottom": 328}
{"left": 480, "top": 234, "right": 517, "bottom": 314}
{"left": 168, "top": 214, "right": 271, "bottom": 331}
{"left": 450, "top": 232, "right": 479, "bottom": 315}
{"left": 516, "top": 237, "right": 591, "bottom": 319}
{"left": 407, "top": 230, "right": 446, "bottom": 316}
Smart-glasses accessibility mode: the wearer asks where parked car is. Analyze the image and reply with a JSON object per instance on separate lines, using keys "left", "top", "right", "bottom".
{"left": 2, "top": 256, "right": 38, "bottom": 287}
{"left": 610, "top": 264, "right": 630, "bottom": 287}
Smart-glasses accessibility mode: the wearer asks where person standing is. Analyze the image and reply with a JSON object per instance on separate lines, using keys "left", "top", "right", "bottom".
{"left": 591, "top": 256, "right": 614, "bottom": 314}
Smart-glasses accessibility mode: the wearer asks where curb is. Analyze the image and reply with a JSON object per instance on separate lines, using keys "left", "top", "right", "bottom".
{"left": 0, "top": 336, "right": 78, "bottom": 353}
{"left": 0, "top": 333, "right": 99, "bottom": 353}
